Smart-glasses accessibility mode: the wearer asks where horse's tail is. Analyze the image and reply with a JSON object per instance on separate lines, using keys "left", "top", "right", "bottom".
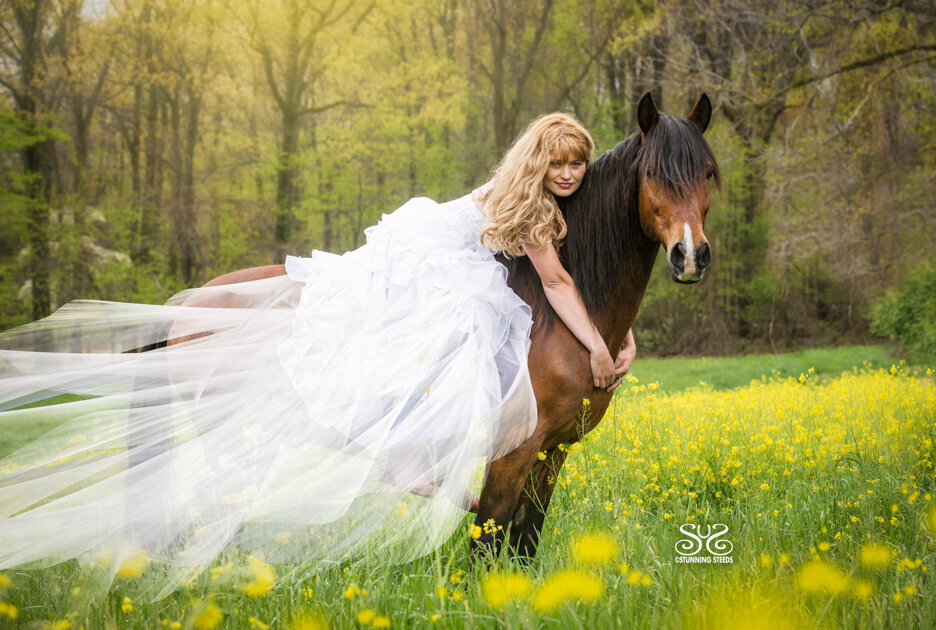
{"left": 123, "top": 339, "right": 168, "bottom": 353}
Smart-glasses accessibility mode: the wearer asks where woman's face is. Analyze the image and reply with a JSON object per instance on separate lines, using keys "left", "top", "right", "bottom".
{"left": 543, "top": 158, "right": 587, "bottom": 197}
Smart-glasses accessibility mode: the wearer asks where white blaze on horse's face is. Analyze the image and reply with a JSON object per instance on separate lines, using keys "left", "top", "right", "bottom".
{"left": 638, "top": 176, "right": 712, "bottom": 284}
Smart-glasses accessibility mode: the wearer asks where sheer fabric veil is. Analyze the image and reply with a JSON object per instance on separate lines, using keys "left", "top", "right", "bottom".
{"left": 0, "top": 195, "right": 537, "bottom": 598}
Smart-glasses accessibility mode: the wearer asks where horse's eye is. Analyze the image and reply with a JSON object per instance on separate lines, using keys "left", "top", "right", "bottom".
{"left": 644, "top": 168, "right": 654, "bottom": 179}
{"left": 706, "top": 169, "right": 715, "bottom": 180}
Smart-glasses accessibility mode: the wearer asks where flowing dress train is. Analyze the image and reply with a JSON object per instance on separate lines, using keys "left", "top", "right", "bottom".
{"left": 0, "top": 194, "right": 536, "bottom": 595}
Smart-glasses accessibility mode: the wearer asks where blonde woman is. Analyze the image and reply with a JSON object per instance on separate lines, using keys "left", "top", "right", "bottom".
{"left": 474, "top": 112, "right": 636, "bottom": 391}
{"left": 0, "top": 112, "right": 636, "bottom": 589}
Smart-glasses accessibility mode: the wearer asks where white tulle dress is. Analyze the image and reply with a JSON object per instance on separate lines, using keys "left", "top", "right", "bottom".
{"left": 0, "top": 194, "right": 536, "bottom": 595}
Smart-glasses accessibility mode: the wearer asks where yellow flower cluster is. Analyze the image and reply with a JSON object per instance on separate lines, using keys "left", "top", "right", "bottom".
{"left": 240, "top": 555, "right": 276, "bottom": 597}
{"left": 481, "top": 573, "right": 531, "bottom": 609}
{"left": 116, "top": 548, "right": 151, "bottom": 579}
{"left": 0, "top": 601, "right": 18, "bottom": 621}
{"left": 532, "top": 570, "right": 603, "bottom": 612}
{"left": 192, "top": 601, "right": 223, "bottom": 630}
{"left": 571, "top": 534, "right": 617, "bottom": 565}
{"left": 355, "top": 607, "right": 390, "bottom": 627}
{"left": 0, "top": 572, "right": 16, "bottom": 621}
{"left": 859, "top": 543, "right": 893, "bottom": 570}
{"left": 797, "top": 560, "right": 850, "bottom": 595}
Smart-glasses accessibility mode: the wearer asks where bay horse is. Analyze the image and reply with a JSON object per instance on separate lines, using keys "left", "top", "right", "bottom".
{"left": 176, "top": 93, "right": 719, "bottom": 559}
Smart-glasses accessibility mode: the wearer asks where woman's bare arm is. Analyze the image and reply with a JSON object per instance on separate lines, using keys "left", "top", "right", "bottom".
{"left": 523, "top": 242, "right": 615, "bottom": 389}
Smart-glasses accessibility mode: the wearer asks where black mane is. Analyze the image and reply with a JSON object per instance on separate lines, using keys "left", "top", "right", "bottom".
{"left": 499, "top": 114, "right": 720, "bottom": 330}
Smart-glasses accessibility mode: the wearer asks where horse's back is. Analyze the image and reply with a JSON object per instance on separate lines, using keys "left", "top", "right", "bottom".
{"left": 202, "top": 264, "right": 286, "bottom": 287}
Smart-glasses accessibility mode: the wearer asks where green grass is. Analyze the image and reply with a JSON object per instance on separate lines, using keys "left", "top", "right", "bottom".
{"left": 0, "top": 394, "right": 89, "bottom": 459}
{"left": 0, "top": 346, "right": 933, "bottom": 629}
{"left": 629, "top": 344, "right": 901, "bottom": 392}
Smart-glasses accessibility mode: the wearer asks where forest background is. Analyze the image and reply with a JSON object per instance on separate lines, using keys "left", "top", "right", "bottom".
{"left": 0, "top": 0, "right": 933, "bottom": 356}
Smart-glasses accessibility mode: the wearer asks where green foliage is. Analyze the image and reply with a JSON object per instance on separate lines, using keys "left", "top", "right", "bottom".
{"left": 0, "top": 0, "right": 933, "bottom": 354}
{"left": 870, "top": 266, "right": 936, "bottom": 364}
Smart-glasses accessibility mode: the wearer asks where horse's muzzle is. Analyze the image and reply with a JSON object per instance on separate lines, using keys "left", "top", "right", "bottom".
{"left": 668, "top": 241, "right": 711, "bottom": 283}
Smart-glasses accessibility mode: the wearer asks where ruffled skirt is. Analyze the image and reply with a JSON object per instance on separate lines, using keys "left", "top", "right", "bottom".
{"left": 0, "top": 195, "right": 535, "bottom": 596}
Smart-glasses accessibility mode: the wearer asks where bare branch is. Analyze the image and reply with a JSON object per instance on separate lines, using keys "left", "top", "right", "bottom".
{"left": 297, "top": 99, "right": 370, "bottom": 117}
{"left": 760, "top": 44, "right": 936, "bottom": 107}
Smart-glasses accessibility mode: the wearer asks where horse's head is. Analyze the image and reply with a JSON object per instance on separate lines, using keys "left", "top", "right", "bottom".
{"left": 635, "top": 93, "right": 719, "bottom": 284}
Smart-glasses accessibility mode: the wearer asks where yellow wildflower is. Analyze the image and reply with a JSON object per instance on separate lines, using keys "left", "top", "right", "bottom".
{"left": 537, "top": 451, "right": 547, "bottom": 461}
{"left": 44, "top": 621, "right": 71, "bottom": 630}
{"left": 343, "top": 584, "right": 359, "bottom": 599}
{"left": 533, "top": 570, "right": 603, "bottom": 612}
{"left": 818, "top": 541, "right": 830, "bottom": 552}
{"left": 372, "top": 615, "right": 390, "bottom": 629}
{"left": 851, "top": 580, "right": 873, "bottom": 601}
{"left": 572, "top": 534, "right": 617, "bottom": 565}
{"left": 356, "top": 609, "right": 375, "bottom": 624}
{"left": 0, "top": 573, "right": 9, "bottom": 587}
{"left": 93, "top": 546, "right": 113, "bottom": 566}
{"left": 0, "top": 602, "right": 19, "bottom": 620}
{"left": 121, "top": 596, "right": 133, "bottom": 613}
{"left": 116, "top": 548, "right": 151, "bottom": 578}
{"left": 193, "top": 602, "right": 223, "bottom": 630}
{"left": 435, "top": 586, "right": 447, "bottom": 599}
{"left": 241, "top": 556, "right": 276, "bottom": 597}
{"left": 468, "top": 524, "right": 482, "bottom": 539}
{"left": 797, "top": 560, "right": 849, "bottom": 596}
{"left": 859, "top": 543, "right": 892, "bottom": 570}
{"left": 292, "top": 614, "right": 329, "bottom": 630}
{"left": 481, "top": 572, "right": 531, "bottom": 609}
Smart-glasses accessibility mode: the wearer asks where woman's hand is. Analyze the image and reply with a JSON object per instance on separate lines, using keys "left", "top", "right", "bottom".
{"left": 606, "top": 329, "right": 637, "bottom": 392}
{"left": 590, "top": 346, "right": 616, "bottom": 389}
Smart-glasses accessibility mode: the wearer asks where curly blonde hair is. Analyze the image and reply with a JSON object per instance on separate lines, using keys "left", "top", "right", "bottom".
{"left": 479, "top": 113, "right": 594, "bottom": 257}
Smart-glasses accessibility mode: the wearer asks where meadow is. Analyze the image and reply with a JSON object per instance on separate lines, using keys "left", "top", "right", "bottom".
{"left": 0, "top": 345, "right": 933, "bottom": 629}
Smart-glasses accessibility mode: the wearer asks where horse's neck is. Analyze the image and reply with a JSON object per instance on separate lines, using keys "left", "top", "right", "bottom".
{"left": 593, "top": 212, "right": 659, "bottom": 352}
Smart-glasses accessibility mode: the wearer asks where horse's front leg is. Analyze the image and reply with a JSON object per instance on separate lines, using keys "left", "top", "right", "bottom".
{"left": 510, "top": 447, "right": 568, "bottom": 558}
{"left": 471, "top": 436, "right": 540, "bottom": 558}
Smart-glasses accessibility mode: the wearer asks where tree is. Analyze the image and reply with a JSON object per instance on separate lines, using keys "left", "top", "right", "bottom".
{"left": 245, "top": 0, "right": 373, "bottom": 256}
{"left": 0, "top": 0, "right": 78, "bottom": 319}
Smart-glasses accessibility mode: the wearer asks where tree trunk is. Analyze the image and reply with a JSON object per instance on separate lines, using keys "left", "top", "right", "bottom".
{"left": 275, "top": 108, "right": 300, "bottom": 251}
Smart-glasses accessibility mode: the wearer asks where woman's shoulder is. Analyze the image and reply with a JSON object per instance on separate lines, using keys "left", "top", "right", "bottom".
{"left": 470, "top": 181, "right": 493, "bottom": 220}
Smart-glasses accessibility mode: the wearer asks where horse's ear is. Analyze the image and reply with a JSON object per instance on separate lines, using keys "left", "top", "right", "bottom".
{"left": 638, "top": 92, "right": 659, "bottom": 136}
{"left": 688, "top": 93, "right": 712, "bottom": 133}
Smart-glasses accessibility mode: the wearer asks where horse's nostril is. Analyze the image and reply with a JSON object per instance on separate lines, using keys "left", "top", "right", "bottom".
{"left": 671, "top": 242, "right": 686, "bottom": 265}
{"left": 697, "top": 242, "right": 711, "bottom": 269}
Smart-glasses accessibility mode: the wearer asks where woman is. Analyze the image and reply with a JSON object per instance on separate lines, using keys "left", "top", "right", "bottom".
{"left": 0, "top": 112, "right": 634, "bottom": 594}
{"left": 473, "top": 113, "right": 636, "bottom": 393}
